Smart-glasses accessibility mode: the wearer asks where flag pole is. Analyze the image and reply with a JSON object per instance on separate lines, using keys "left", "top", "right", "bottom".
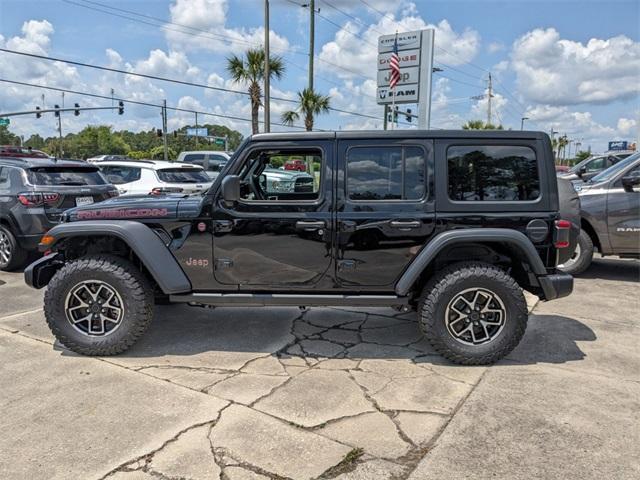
{"left": 391, "top": 31, "right": 398, "bottom": 130}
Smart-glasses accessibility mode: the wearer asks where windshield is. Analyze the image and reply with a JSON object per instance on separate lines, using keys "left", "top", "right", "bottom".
{"left": 156, "top": 168, "right": 210, "bottom": 183}
{"left": 28, "top": 167, "right": 107, "bottom": 185}
{"left": 589, "top": 152, "right": 640, "bottom": 183}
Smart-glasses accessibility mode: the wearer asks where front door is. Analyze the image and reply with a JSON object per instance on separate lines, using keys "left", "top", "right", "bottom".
{"left": 607, "top": 163, "right": 640, "bottom": 253}
{"left": 212, "top": 141, "right": 334, "bottom": 290}
{"left": 335, "top": 138, "right": 436, "bottom": 288}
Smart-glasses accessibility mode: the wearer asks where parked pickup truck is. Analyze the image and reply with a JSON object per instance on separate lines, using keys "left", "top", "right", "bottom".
{"left": 24, "top": 130, "right": 576, "bottom": 365}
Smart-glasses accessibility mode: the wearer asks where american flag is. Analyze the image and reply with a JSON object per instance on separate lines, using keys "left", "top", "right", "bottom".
{"left": 389, "top": 33, "right": 401, "bottom": 89}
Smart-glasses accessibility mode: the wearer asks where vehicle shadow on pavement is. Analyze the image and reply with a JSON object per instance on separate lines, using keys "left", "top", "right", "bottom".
{"left": 55, "top": 303, "right": 596, "bottom": 368}
{"left": 579, "top": 257, "right": 640, "bottom": 282}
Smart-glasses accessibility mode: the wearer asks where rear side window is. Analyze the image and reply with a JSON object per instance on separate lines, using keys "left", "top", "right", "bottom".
{"left": 156, "top": 168, "right": 210, "bottom": 183}
{"left": 100, "top": 166, "right": 142, "bottom": 185}
{"left": 27, "top": 167, "right": 107, "bottom": 186}
{"left": 347, "top": 146, "right": 426, "bottom": 201}
{"left": 447, "top": 145, "right": 539, "bottom": 201}
{"left": 182, "top": 154, "right": 206, "bottom": 166}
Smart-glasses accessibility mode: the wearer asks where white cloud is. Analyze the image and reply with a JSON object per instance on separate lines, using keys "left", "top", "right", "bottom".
{"left": 133, "top": 49, "right": 201, "bottom": 79}
{"left": 488, "top": 41, "right": 505, "bottom": 53}
{"left": 318, "top": 15, "right": 480, "bottom": 80}
{"left": 510, "top": 28, "right": 640, "bottom": 105}
{"left": 617, "top": 117, "right": 638, "bottom": 136}
{"left": 165, "top": 0, "right": 291, "bottom": 55}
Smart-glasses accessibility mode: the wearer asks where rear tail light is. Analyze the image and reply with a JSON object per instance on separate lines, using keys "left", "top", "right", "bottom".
{"left": 17, "top": 192, "right": 60, "bottom": 207}
{"left": 554, "top": 219, "right": 571, "bottom": 248}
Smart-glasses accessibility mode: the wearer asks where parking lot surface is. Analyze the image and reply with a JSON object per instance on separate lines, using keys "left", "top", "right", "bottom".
{"left": 1, "top": 257, "right": 639, "bottom": 479}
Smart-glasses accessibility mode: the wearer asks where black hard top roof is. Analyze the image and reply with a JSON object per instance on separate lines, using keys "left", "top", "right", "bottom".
{"left": 0, "top": 157, "right": 98, "bottom": 168}
{"left": 250, "top": 129, "right": 549, "bottom": 142}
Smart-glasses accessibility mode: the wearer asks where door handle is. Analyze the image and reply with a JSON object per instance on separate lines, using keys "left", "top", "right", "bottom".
{"left": 295, "top": 220, "right": 325, "bottom": 231}
{"left": 389, "top": 220, "right": 421, "bottom": 229}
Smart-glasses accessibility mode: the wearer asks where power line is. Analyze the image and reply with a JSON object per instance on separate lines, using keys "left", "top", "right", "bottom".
{"left": 0, "top": 48, "right": 381, "bottom": 121}
{"left": 0, "top": 78, "right": 312, "bottom": 130}
{"left": 315, "top": 11, "right": 377, "bottom": 48}
{"left": 321, "top": 0, "right": 387, "bottom": 37}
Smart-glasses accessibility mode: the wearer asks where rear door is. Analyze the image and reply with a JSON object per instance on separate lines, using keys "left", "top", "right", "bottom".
{"left": 607, "top": 162, "right": 640, "bottom": 253}
{"left": 335, "top": 137, "right": 436, "bottom": 288}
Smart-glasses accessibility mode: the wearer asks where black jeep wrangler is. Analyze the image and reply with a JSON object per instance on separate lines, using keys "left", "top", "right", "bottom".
{"left": 25, "top": 131, "right": 575, "bottom": 365}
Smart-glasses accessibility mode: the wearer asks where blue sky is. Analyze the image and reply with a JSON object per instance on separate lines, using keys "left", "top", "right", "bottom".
{"left": 1, "top": 0, "right": 639, "bottom": 151}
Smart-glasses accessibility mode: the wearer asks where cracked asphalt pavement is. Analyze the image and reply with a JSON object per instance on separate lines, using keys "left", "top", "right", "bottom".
{"left": 1, "top": 256, "right": 639, "bottom": 479}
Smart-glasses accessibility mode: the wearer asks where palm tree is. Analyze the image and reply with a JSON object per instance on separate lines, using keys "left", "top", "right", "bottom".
{"left": 462, "top": 120, "right": 504, "bottom": 130}
{"left": 226, "top": 48, "right": 285, "bottom": 134}
{"left": 281, "top": 88, "right": 331, "bottom": 131}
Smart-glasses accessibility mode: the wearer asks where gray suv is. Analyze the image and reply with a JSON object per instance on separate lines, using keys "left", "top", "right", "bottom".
{"left": 559, "top": 152, "right": 640, "bottom": 274}
{"left": 0, "top": 157, "right": 118, "bottom": 270}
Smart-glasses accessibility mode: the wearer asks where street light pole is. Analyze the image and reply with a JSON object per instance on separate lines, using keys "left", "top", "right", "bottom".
{"left": 520, "top": 116, "right": 529, "bottom": 130}
{"left": 264, "top": 0, "right": 270, "bottom": 133}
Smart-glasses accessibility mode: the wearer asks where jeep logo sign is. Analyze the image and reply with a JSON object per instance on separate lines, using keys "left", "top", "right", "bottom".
{"left": 377, "top": 66, "right": 419, "bottom": 87}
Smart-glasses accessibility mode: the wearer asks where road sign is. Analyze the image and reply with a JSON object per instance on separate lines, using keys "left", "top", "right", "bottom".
{"left": 377, "top": 86, "right": 420, "bottom": 103}
{"left": 376, "top": 29, "right": 435, "bottom": 129}
{"left": 0, "top": 118, "right": 10, "bottom": 126}
{"left": 214, "top": 138, "right": 225, "bottom": 146}
{"left": 186, "top": 127, "right": 208, "bottom": 137}
{"left": 377, "top": 66, "right": 419, "bottom": 87}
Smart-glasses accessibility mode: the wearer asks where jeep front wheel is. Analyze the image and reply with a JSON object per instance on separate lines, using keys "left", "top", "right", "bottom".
{"left": 44, "top": 255, "right": 154, "bottom": 356}
{"left": 419, "top": 262, "right": 528, "bottom": 365}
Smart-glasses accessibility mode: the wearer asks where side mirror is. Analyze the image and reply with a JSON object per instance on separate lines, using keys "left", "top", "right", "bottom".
{"left": 578, "top": 166, "right": 587, "bottom": 177}
{"left": 621, "top": 173, "right": 640, "bottom": 193}
{"left": 220, "top": 175, "right": 240, "bottom": 206}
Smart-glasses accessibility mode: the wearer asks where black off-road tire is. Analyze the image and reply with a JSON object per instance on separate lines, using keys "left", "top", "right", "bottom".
{"left": 0, "top": 224, "right": 28, "bottom": 271}
{"left": 44, "top": 254, "right": 154, "bottom": 356}
{"left": 558, "top": 229, "right": 593, "bottom": 275}
{"left": 419, "top": 262, "right": 528, "bottom": 365}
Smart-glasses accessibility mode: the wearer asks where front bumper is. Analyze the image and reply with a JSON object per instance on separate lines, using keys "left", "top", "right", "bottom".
{"left": 538, "top": 272, "right": 574, "bottom": 301}
{"left": 24, "top": 253, "right": 63, "bottom": 289}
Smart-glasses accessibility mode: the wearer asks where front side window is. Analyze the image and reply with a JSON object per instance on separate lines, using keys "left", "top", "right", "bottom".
{"left": 238, "top": 148, "right": 322, "bottom": 201}
{"left": 586, "top": 157, "right": 606, "bottom": 172}
{"left": 447, "top": 145, "right": 539, "bottom": 201}
{"left": 347, "top": 146, "right": 425, "bottom": 201}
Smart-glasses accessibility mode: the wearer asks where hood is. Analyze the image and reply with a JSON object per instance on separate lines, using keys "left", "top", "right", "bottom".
{"left": 62, "top": 193, "right": 205, "bottom": 222}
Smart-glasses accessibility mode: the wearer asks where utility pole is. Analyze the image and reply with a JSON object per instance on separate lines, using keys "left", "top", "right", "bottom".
{"left": 162, "top": 100, "right": 168, "bottom": 161}
{"left": 383, "top": 104, "right": 388, "bottom": 130}
{"left": 309, "top": 0, "right": 315, "bottom": 91}
{"left": 195, "top": 111, "right": 199, "bottom": 148}
{"left": 487, "top": 73, "right": 493, "bottom": 126}
{"left": 264, "top": 0, "right": 270, "bottom": 133}
{"left": 56, "top": 107, "right": 63, "bottom": 158}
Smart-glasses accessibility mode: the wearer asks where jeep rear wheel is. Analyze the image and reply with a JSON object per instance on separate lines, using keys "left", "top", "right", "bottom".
{"left": 0, "top": 225, "right": 28, "bottom": 271}
{"left": 44, "top": 255, "right": 153, "bottom": 356}
{"left": 419, "top": 262, "right": 528, "bottom": 365}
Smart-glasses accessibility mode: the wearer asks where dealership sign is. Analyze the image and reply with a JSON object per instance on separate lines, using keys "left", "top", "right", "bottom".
{"left": 376, "top": 29, "right": 435, "bottom": 129}
{"left": 608, "top": 141, "right": 628, "bottom": 151}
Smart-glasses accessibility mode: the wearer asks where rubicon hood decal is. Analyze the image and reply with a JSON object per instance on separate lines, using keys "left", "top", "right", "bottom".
{"left": 76, "top": 207, "right": 169, "bottom": 220}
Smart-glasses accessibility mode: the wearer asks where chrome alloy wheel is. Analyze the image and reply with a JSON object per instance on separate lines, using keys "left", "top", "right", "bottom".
{"left": 445, "top": 288, "right": 506, "bottom": 346}
{"left": 0, "top": 230, "right": 11, "bottom": 266}
{"left": 558, "top": 242, "right": 581, "bottom": 270}
{"left": 64, "top": 280, "right": 124, "bottom": 336}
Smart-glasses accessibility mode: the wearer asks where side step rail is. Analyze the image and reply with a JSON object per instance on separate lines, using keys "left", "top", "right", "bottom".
{"left": 169, "top": 293, "right": 410, "bottom": 308}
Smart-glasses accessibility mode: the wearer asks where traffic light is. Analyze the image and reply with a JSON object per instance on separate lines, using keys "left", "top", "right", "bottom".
{"left": 405, "top": 108, "right": 412, "bottom": 123}
{"left": 173, "top": 131, "right": 178, "bottom": 138}
{"left": 156, "top": 128, "right": 163, "bottom": 137}
{"left": 118, "top": 101, "right": 124, "bottom": 115}
{"left": 74, "top": 103, "right": 80, "bottom": 116}
{"left": 393, "top": 106, "right": 399, "bottom": 123}
{"left": 54, "top": 105, "right": 60, "bottom": 117}
{"left": 35, "top": 106, "right": 41, "bottom": 119}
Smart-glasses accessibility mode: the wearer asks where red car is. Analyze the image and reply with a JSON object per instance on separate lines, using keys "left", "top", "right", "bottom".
{"left": 0, "top": 145, "right": 49, "bottom": 158}
{"left": 284, "top": 158, "right": 306, "bottom": 171}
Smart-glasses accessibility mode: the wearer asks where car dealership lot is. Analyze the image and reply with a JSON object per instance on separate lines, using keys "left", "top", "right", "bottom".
{"left": 1, "top": 257, "right": 638, "bottom": 480}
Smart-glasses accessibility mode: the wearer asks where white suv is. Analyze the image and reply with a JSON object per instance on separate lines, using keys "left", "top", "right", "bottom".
{"left": 98, "top": 160, "right": 213, "bottom": 196}
{"left": 176, "top": 151, "right": 231, "bottom": 179}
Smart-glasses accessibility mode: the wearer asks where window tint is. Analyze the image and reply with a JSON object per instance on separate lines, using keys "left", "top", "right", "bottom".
{"left": 100, "top": 165, "right": 142, "bottom": 185}
{"left": 0, "top": 168, "right": 8, "bottom": 188}
{"left": 239, "top": 149, "right": 322, "bottom": 201}
{"left": 586, "top": 157, "right": 606, "bottom": 172}
{"left": 447, "top": 145, "right": 539, "bottom": 202}
{"left": 347, "top": 146, "right": 425, "bottom": 201}
{"left": 27, "top": 167, "right": 107, "bottom": 186}
{"left": 156, "top": 168, "right": 210, "bottom": 183}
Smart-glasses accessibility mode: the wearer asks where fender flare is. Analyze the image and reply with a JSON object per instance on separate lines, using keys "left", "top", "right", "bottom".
{"left": 43, "top": 220, "right": 191, "bottom": 294}
{"left": 395, "top": 228, "right": 547, "bottom": 296}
